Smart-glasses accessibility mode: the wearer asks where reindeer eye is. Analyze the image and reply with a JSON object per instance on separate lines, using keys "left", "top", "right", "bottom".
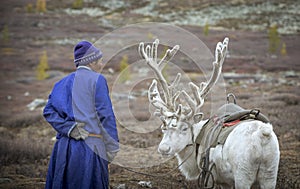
{"left": 161, "top": 125, "right": 167, "bottom": 130}
{"left": 182, "top": 127, "right": 188, "bottom": 131}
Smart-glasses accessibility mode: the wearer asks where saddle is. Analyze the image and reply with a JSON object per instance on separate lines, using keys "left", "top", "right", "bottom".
{"left": 195, "top": 95, "right": 269, "bottom": 149}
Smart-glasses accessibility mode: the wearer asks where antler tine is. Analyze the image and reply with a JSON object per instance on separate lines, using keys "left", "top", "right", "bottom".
{"left": 200, "top": 37, "right": 228, "bottom": 98}
{"left": 158, "top": 45, "right": 180, "bottom": 70}
{"left": 139, "top": 39, "right": 181, "bottom": 114}
{"left": 148, "top": 79, "right": 168, "bottom": 112}
{"left": 182, "top": 37, "right": 229, "bottom": 121}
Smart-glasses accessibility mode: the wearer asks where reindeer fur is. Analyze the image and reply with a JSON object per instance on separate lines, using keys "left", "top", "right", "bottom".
{"left": 139, "top": 38, "right": 280, "bottom": 189}
{"left": 174, "top": 120, "right": 280, "bottom": 188}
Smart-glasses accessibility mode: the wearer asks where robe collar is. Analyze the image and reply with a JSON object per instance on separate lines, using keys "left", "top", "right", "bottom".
{"left": 77, "top": 65, "right": 92, "bottom": 71}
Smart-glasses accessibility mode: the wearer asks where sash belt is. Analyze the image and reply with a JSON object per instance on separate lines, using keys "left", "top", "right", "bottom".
{"left": 88, "top": 133, "right": 103, "bottom": 139}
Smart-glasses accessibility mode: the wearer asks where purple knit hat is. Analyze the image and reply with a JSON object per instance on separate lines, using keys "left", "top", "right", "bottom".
{"left": 74, "top": 41, "right": 103, "bottom": 67}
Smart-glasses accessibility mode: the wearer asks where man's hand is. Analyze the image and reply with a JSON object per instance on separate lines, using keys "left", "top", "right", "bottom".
{"left": 70, "top": 122, "right": 89, "bottom": 140}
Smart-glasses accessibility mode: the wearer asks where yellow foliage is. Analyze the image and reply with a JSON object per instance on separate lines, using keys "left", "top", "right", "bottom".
{"left": 36, "top": 51, "right": 49, "bottom": 80}
{"left": 26, "top": 3, "right": 34, "bottom": 13}
{"left": 119, "top": 55, "right": 130, "bottom": 83}
{"left": 147, "top": 32, "right": 154, "bottom": 40}
{"left": 72, "top": 0, "right": 84, "bottom": 9}
{"left": 268, "top": 24, "right": 280, "bottom": 53}
{"left": 280, "top": 42, "right": 287, "bottom": 56}
{"left": 2, "top": 25, "right": 9, "bottom": 43}
{"left": 119, "top": 55, "right": 128, "bottom": 70}
{"left": 36, "top": 0, "right": 46, "bottom": 13}
{"left": 203, "top": 22, "right": 209, "bottom": 36}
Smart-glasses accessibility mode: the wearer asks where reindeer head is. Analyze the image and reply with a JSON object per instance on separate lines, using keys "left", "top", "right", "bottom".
{"left": 138, "top": 38, "right": 229, "bottom": 157}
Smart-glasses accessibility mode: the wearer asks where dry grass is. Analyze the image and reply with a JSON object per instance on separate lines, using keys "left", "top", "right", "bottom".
{"left": 0, "top": 119, "right": 54, "bottom": 188}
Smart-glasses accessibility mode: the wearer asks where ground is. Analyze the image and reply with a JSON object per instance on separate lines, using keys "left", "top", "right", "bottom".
{"left": 0, "top": 0, "right": 299, "bottom": 188}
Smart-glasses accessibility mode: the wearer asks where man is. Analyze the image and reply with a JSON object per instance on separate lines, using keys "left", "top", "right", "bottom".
{"left": 43, "top": 41, "right": 119, "bottom": 189}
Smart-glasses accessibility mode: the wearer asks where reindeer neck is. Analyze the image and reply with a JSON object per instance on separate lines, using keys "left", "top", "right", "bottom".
{"left": 174, "top": 120, "right": 209, "bottom": 180}
{"left": 176, "top": 144, "right": 199, "bottom": 180}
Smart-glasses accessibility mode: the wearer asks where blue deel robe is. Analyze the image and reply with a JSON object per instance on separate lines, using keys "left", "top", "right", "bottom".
{"left": 43, "top": 66, "right": 119, "bottom": 189}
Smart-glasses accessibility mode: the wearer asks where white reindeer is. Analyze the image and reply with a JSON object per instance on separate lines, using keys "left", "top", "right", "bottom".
{"left": 138, "top": 38, "right": 280, "bottom": 189}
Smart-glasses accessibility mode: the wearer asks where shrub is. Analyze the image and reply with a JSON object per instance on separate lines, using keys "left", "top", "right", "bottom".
{"left": 72, "top": 0, "right": 84, "bottom": 9}
{"left": 281, "top": 42, "right": 287, "bottom": 56}
{"left": 26, "top": 3, "right": 34, "bottom": 13}
{"left": 1, "top": 25, "right": 9, "bottom": 43}
{"left": 147, "top": 32, "right": 154, "bottom": 40}
{"left": 203, "top": 22, "right": 209, "bottom": 36}
{"left": 36, "top": 51, "right": 49, "bottom": 80}
{"left": 36, "top": 0, "right": 46, "bottom": 13}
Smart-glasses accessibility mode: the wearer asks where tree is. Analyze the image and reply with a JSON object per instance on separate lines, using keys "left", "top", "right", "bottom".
{"left": 36, "top": 51, "right": 49, "bottom": 80}
{"left": 119, "top": 55, "right": 130, "bottom": 83}
{"left": 36, "top": 0, "right": 46, "bottom": 13}
{"left": 268, "top": 24, "right": 280, "bottom": 54}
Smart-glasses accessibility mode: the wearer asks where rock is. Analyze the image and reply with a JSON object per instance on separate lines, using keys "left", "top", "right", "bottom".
{"left": 108, "top": 68, "right": 115, "bottom": 74}
{"left": 112, "top": 93, "right": 136, "bottom": 100}
{"left": 24, "top": 91, "right": 30, "bottom": 96}
{"left": 37, "top": 21, "right": 45, "bottom": 28}
{"left": 64, "top": 8, "right": 105, "bottom": 17}
{"left": 27, "top": 98, "right": 47, "bottom": 111}
{"left": 270, "top": 55, "right": 277, "bottom": 59}
{"left": 138, "top": 181, "right": 152, "bottom": 188}
{"left": 47, "top": 71, "right": 65, "bottom": 79}
{"left": 284, "top": 71, "right": 298, "bottom": 78}
{"left": 114, "top": 183, "right": 126, "bottom": 189}
{"left": 223, "top": 72, "right": 257, "bottom": 80}
{"left": 0, "top": 178, "right": 12, "bottom": 184}
{"left": 16, "top": 77, "right": 35, "bottom": 84}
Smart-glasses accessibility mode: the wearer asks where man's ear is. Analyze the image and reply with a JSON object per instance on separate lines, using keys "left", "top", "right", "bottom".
{"left": 88, "top": 61, "right": 97, "bottom": 67}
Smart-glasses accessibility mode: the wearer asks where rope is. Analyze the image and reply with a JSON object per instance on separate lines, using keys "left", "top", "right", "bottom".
{"left": 119, "top": 119, "right": 218, "bottom": 188}
{"left": 198, "top": 163, "right": 216, "bottom": 189}
{"left": 120, "top": 144, "right": 195, "bottom": 178}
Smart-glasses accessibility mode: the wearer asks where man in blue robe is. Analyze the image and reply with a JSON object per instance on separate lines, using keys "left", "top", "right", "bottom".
{"left": 43, "top": 41, "right": 119, "bottom": 189}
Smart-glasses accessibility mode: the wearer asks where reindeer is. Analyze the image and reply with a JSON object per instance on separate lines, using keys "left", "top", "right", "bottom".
{"left": 138, "top": 38, "right": 280, "bottom": 189}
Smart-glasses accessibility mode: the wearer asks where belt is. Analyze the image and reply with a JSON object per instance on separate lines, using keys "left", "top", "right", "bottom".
{"left": 88, "top": 133, "right": 103, "bottom": 139}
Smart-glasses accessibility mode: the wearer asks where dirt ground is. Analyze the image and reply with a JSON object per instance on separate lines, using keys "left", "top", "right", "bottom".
{"left": 0, "top": 0, "right": 299, "bottom": 188}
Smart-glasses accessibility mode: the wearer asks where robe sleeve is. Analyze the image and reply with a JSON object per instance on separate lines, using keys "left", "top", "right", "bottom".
{"left": 43, "top": 94, "right": 77, "bottom": 137}
{"left": 95, "top": 75, "right": 119, "bottom": 152}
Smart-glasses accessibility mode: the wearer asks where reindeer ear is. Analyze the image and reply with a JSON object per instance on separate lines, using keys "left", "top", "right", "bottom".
{"left": 193, "top": 113, "right": 203, "bottom": 124}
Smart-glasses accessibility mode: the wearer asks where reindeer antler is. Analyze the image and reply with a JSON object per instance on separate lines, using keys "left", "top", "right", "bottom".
{"left": 139, "top": 38, "right": 229, "bottom": 122}
{"left": 138, "top": 39, "right": 181, "bottom": 116}
{"left": 182, "top": 37, "right": 229, "bottom": 121}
